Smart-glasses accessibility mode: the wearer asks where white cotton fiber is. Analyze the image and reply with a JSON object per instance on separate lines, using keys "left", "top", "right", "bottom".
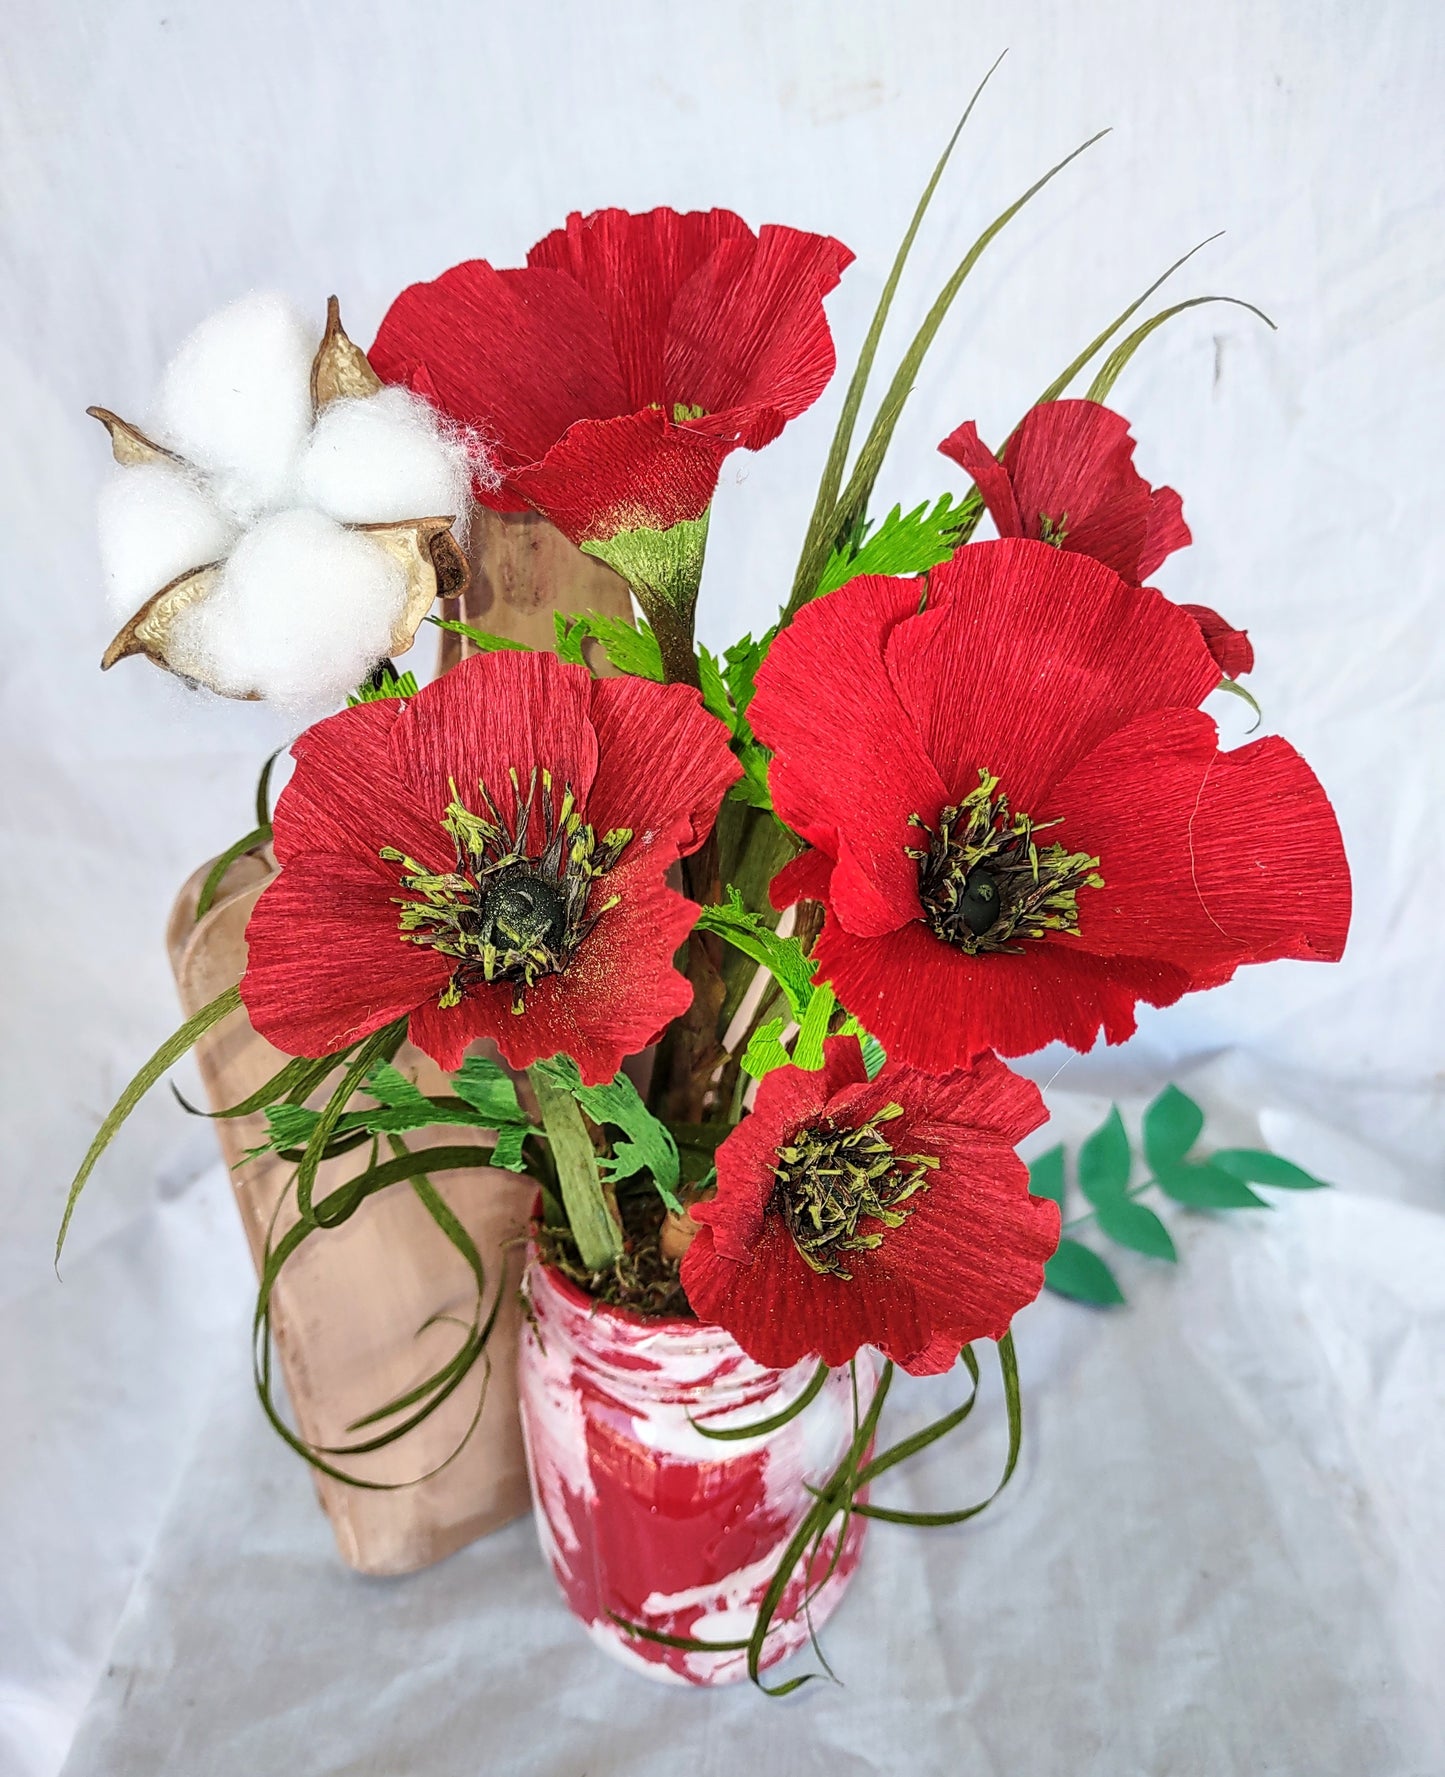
{"left": 95, "top": 463, "right": 239, "bottom": 619}
{"left": 297, "top": 388, "right": 472, "bottom": 527}
{"left": 165, "top": 508, "right": 407, "bottom": 709}
{"left": 149, "top": 292, "right": 318, "bottom": 523}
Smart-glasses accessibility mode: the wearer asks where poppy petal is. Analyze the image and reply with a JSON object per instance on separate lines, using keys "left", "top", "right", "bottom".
{"left": 241, "top": 853, "right": 453, "bottom": 1057}
{"left": 586, "top": 674, "right": 740, "bottom": 858}
{"left": 937, "top": 418, "right": 1023, "bottom": 537}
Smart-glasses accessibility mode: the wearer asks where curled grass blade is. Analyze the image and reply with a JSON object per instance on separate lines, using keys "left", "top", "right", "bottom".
{"left": 195, "top": 824, "right": 273, "bottom": 921}
{"left": 784, "top": 128, "right": 1109, "bottom": 621}
{"left": 853, "top": 1331, "right": 1021, "bottom": 1526}
{"left": 294, "top": 1022, "right": 407, "bottom": 1223}
{"left": 1085, "top": 295, "right": 1275, "bottom": 403}
{"left": 790, "top": 56, "right": 1006, "bottom": 611}
{"left": 688, "top": 1360, "right": 829, "bottom": 1441}
{"left": 57, "top": 984, "right": 241, "bottom": 1266}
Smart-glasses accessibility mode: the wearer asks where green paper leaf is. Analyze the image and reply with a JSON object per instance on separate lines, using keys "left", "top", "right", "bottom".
{"left": 1142, "top": 1084, "right": 1204, "bottom": 1174}
{"left": 791, "top": 981, "right": 835, "bottom": 1071}
{"left": 697, "top": 644, "right": 732, "bottom": 726}
{"left": 452, "top": 1054, "right": 531, "bottom": 1129}
{"left": 427, "top": 614, "right": 533, "bottom": 653}
{"left": 1028, "top": 1144, "right": 1066, "bottom": 1207}
{"left": 488, "top": 1125, "right": 530, "bottom": 1172}
{"left": 553, "top": 609, "right": 665, "bottom": 680}
{"left": 741, "top": 1016, "right": 792, "bottom": 1081}
{"left": 1094, "top": 1197, "right": 1178, "bottom": 1262}
{"left": 816, "top": 493, "right": 968, "bottom": 598}
{"left": 347, "top": 665, "right": 420, "bottom": 703}
{"left": 1156, "top": 1162, "right": 1269, "bottom": 1210}
{"left": 1045, "top": 1237, "right": 1126, "bottom": 1305}
{"left": 1211, "top": 1149, "right": 1329, "bottom": 1190}
{"left": 1078, "top": 1106, "right": 1131, "bottom": 1203}
{"left": 694, "top": 888, "right": 817, "bottom": 1022}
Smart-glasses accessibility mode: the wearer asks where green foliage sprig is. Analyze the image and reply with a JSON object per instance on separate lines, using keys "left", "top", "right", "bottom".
{"left": 1032, "top": 1086, "right": 1330, "bottom": 1305}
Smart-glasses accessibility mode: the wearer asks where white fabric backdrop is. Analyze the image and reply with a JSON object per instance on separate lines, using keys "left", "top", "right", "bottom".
{"left": 1, "top": 2, "right": 1441, "bottom": 1772}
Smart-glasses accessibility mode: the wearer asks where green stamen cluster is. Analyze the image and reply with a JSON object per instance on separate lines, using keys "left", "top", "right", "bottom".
{"left": 772, "top": 1104, "right": 938, "bottom": 1280}
{"left": 381, "top": 767, "right": 632, "bottom": 1014}
{"left": 910, "top": 768, "right": 1102, "bottom": 954}
{"left": 1038, "top": 512, "right": 1069, "bottom": 546}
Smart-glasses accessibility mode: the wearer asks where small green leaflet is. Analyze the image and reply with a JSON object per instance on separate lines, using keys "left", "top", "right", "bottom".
{"left": 699, "top": 634, "right": 775, "bottom": 810}
{"left": 1211, "top": 1149, "right": 1327, "bottom": 1189}
{"left": 532, "top": 1055, "right": 681, "bottom": 1212}
{"left": 348, "top": 666, "right": 420, "bottom": 704}
{"left": 247, "top": 1056, "right": 537, "bottom": 1171}
{"left": 741, "top": 1016, "right": 793, "bottom": 1083}
{"left": 1078, "top": 1106, "right": 1130, "bottom": 1203}
{"left": 1043, "top": 1088, "right": 1323, "bottom": 1305}
{"left": 694, "top": 889, "right": 817, "bottom": 1023}
{"left": 1045, "top": 1238, "right": 1124, "bottom": 1306}
{"left": 426, "top": 614, "right": 533, "bottom": 653}
{"left": 553, "top": 610, "right": 664, "bottom": 679}
{"left": 1093, "top": 1198, "right": 1176, "bottom": 1262}
{"left": 816, "top": 493, "right": 969, "bottom": 598}
{"left": 1142, "top": 1084, "right": 1204, "bottom": 1173}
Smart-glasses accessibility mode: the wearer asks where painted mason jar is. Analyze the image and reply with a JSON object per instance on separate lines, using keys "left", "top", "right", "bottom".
{"left": 517, "top": 1253, "right": 877, "bottom": 1685}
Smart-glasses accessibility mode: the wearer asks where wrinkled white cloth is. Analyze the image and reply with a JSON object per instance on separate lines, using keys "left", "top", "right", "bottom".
{"left": 47, "top": 1128, "right": 1445, "bottom": 1777}
{"left": 3, "top": 0, "right": 1443, "bottom": 1772}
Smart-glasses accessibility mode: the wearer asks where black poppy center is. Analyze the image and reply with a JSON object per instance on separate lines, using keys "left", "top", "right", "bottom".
{"left": 381, "top": 770, "right": 633, "bottom": 1013}
{"left": 909, "top": 769, "right": 1103, "bottom": 956}
{"left": 771, "top": 1107, "right": 937, "bottom": 1281}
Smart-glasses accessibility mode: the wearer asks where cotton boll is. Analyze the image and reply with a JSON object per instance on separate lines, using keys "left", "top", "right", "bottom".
{"left": 95, "top": 464, "right": 239, "bottom": 619}
{"left": 297, "top": 388, "right": 472, "bottom": 528}
{"left": 167, "top": 508, "right": 407, "bottom": 708}
{"left": 149, "top": 292, "right": 318, "bottom": 523}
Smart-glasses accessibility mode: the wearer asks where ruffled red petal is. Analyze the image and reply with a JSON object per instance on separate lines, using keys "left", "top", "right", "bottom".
{"left": 888, "top": 540, "right": 1220, "bottom": 812}
{"left": 812, "top": 912, "right": 1190, "bottom": 1066}
{"left": 241, "top": 855, "right": 453, "bottom": 1057}
{"left": 508, "top": 409, "right": 731, "bottom": 544}
{"left": 940, "top": 402, "right": 1192, "bottom": 587}
{"left": 393, "top": 651, "right": 598, "bottom": 851}
{"left": 585, "top": 675, "right": 739, "bottom": 859}
{"left": 404, "top": 846, "right": 699, "bottom": 1081}
{"left": 271, "top": 699, "right": 448, "bottom": 877}
{"left": 1181, "top": 602, "right": 1255, "bottom": 677}
{"left": 936, "top": 419, "right": 1022, "bottom": 537}
{"left": 369, "top": 261, "right": 627, "bottom": 481}
{"left": 751, "top": 573, "right": 948, "bottom": 936}
{"left": 768, "top": 846, "right": 834, "bottom": 912}
{"left": 1047, "top": 709, "right": 1350, "bottom": 982}
{"left": 683, "top": 1043, "right": 1057, "bottom": 1371}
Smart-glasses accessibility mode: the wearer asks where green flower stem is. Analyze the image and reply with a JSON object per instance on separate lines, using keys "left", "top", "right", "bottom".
{"left": 580, "top": 511, "right": 711, "bottom": 690}
{"left": 528, "top": 1064, "right": 624, "bottom": 1272}
{"left": 1062, "top": 1178, "right": 1157, "bottom": 1233}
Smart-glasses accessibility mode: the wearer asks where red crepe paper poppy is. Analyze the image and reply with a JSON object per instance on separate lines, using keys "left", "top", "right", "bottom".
{"left": 941, "top": 399, "right": 1254, "bottom": 674}
{"left": 755, "top": 539, "right": 1350, "bottom": 1071}
{"left": 1181, "top": 602, "right": 1255, "bottom": 679}
{"left": 369, "top": 208, "right": 853, "bottom": 547}
{"left": 681, "top": 1039, "right": 1057, "bottom": 1374}
{"left": 240, "top": 651, "right": 739, "bottom": 1081}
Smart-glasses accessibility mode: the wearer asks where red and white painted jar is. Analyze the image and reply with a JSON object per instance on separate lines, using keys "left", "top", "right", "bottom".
{"left": 517, "top": 1254, "right": 877, "bottom": 1685}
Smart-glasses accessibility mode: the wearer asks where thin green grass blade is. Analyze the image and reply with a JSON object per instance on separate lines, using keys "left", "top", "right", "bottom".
{"left": 853, "top": 1330, "right": 1021, "bottom": 1526}
{"left": 784, "top": 128, "right": 1109, "bottom": 621}
{"left": 195, "top": 824, "right": 272, "bottom": 922}
{"left": 1085, "top": 295, "right": 1276, "bottom": 403}
{"left": 57, "top": 984, "right": 241, "bottom": 1265}
{"left": 789, "top": 55, "right": 1006, "bottom": 610}
{"left": 1033, "top": 233, "right": 1224, "bottom": 404}
{"left": 689, "top": 1360, "right": 829, "bottom": 1441}
{"left": 294, "top": 1023, "right": 406, "bottom": 1223}
{"left": 851, "top": 1344, "right": 981, "bottom": 1487}
{"left": 255, "top": 745, "right": 285, "bottom": 828}
{"left": 1214, "top": 676, "right": 1263, "bottom": 730}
